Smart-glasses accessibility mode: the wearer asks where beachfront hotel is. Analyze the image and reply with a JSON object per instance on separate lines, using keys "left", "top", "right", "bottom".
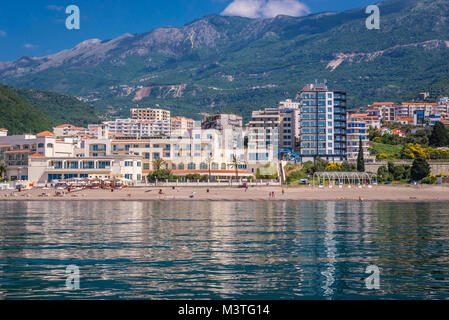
{"left": 296, "top": 83, "right": 347, "bottom": 162}
{"left": 0, "top": 127, "right": 144, "bottom": 183}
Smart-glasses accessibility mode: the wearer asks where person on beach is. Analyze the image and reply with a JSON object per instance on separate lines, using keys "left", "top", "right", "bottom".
{"left": 282, "top": 189, "right": 285, "bottom": 195}
{"left": 207, "top": 189, "right": 210, "bottom": 193}
{"left": 159, "top": 189, "right": 164, "bottom": 195}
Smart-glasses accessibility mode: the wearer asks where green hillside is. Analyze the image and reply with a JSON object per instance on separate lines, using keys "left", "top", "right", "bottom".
{"left": 0, "top": 84, "right": 102, "bottom": 135}
{"left": 0, "top": 84, "right": 54, "bottom": 134}
{"left": 12, "top": 87, "right": 102, "bottom": 127}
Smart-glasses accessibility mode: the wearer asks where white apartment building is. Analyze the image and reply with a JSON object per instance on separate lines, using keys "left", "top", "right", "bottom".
{"left": 102, "top": 118, "right": 170, "bottom": 137}
{"left": 279, "top": 99, "right": 300, "bottom": 109}
{"left": 53, "top": 124, "right": 89, "bottom": 137}
{"left": 346, "top": 115, "right": 373, "bottom": 162}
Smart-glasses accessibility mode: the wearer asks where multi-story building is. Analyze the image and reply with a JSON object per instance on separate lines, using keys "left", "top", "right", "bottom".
{"left": 346, "top": 114, "right": 373, "bottom": 162}
{"left": 201, "top": 113, "right": 243, "bottom": 132}
{"left": 296, "top": 83, "right": 347, "bottom": 162}
{"left": 109, "top": 128, "right": 249, "bottom": 180}
{"left": 130, "top": 107, "right": 170, "bottom": 121}
{"left": 347, "top": 112, "right": 381, "bottom": 129}
{"left": 170, "top": 116, "right": 194, "bottom": 135}
{"left": 279, "top": 99, "right": 300, "bottom": 109}
{"left": 246, "top": 107, "right": 300, "bottom": 158}
{"left": 53, "top": 124, "right": 89, "bottom": 138}
{"left": 366, "top": 102, "right": 396, "bottom": 122}
{"left": 0, "top": 130, "right": 143, "bottom": 183}
{"left": 103, "top": 118, "right": 170, "bottom": 137}
{"left": 396, "top": 102, "right": 437, "bottom": 118}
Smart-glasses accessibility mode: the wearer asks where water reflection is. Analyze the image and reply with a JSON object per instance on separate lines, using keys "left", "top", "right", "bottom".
{"left": 0, "top": 201, "right": 449, "bottom": 299}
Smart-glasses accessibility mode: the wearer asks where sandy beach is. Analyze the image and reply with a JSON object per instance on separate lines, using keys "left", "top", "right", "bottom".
{"left": 1, "top": 185, "right": 449, "bottom": 202}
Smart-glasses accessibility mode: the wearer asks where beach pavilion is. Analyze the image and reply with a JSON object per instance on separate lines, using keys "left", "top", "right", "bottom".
{"left": 312, "top": 172, "right": 377, "bottom": 186}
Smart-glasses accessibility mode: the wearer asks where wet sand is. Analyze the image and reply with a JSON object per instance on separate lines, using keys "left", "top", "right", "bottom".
{"left": 1, "top": 185, "right": 449, "bottom": 202}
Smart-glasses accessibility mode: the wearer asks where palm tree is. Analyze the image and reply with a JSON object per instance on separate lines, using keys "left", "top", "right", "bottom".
{"left": 206, "top": 156, "right": 213, "bottom": 181}
{"left": 228, "top": 154, "right": 240, "bottom": 181}
{"left": 152, "top": 158, "right": 166, "bottom": 171}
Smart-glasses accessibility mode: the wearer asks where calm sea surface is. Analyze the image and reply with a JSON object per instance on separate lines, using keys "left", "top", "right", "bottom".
{"left": 0, "top": 200, "right": 449, "bottom": 300}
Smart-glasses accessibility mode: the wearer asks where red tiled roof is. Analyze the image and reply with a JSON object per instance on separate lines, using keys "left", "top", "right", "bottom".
{"left": 0, "top": 128, "right": 8, "bottom": 131}
{"left": 30, "top": 153, "right": 44, "bottom": 157}
{"left": 402, "top": 102, "right": 437, "bottom": 106}
{"left": 5, "top": 149, "right": 33, "bottom": 153}
{"left": 373, "top": 102, "right": 395, "bottom": 105}
{"left": 37, "top": 131, "right": 55, "bottom": 137}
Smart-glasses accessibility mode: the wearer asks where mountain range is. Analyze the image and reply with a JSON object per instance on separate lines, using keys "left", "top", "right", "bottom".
{"left": 2, "top": 0, "right": 449, "bottom": 122}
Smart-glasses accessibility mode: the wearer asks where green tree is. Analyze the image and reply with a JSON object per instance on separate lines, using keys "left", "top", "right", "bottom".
{"left": 429, "top": 121, "right": 448, "bottom": 147}
{"left": 152, "top": 158, "right": 166, "bottom": 171}
{"left": 341, "top": 161, "right": 356, "bottom": 172}
{"left": 357, "top": 136, "right": 365, "bottom": 172}
{"left": 393, "top": 165, "right": 406, "bottom": 180}
{"left": 314, "top": 157, "right": 329, "bottom": 173}
{"left": 0, "top": 162, "right": 6, "bottom": 181}
{"left": 147, "top": 169, "right": 173, "bottom": 182}
{"left": 411, "top": 157, "right": 431, "bottom": 181}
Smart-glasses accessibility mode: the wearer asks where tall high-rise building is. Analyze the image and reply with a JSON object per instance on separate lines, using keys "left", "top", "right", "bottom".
{"left": 296, "top": 83, "right": 347, "bottom": 162}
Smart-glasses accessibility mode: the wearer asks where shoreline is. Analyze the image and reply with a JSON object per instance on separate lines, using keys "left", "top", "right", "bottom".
{"left": 1, "top": 185, "right": 449, "bottom": 202}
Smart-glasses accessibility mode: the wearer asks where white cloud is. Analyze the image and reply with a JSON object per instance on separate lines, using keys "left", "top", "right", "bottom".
{"left": 24, "top": 43, "right": 38, "bottom": 49}
{"left": 221, "top": 0, "right": 310, "bottom": 18}
{"left": 46, "top": 5, "right": 65, "bottom": 12}
{"left": 0, "top": 30, "right": 6, "bottom": 37}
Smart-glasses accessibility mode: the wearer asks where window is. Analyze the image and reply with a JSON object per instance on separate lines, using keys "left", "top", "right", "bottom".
{"left": 124, "top": 161, "right": 133, "bottom": 167}
{"left": 188, "top": 162, "right": 196, "bottom": 170}
{"left": 47, "top": 143, "right": 53, "bottom": 148}
{"left": 38, "top": 143, "right": 44, "bottom": 148}
{"left": 200, "top": 163, "right": 208, "bottom": 170}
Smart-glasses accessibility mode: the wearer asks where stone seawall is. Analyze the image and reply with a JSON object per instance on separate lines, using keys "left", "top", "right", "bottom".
{"left": 364, "top": 161, "right": 449, "bottom": 175}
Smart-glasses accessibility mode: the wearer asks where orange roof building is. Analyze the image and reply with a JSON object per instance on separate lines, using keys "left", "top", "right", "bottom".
{"left": 36, "top": 131, "right": 55, "bottom": 137}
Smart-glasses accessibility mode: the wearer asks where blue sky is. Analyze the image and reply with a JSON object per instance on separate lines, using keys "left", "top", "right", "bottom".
{"left": 0, "top": 0, "right": 376, "bottom": 61}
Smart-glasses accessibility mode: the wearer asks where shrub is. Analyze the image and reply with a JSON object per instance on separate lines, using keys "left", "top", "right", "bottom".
{"left": 421, "top": 175, "right": 437, "bottom": 184}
